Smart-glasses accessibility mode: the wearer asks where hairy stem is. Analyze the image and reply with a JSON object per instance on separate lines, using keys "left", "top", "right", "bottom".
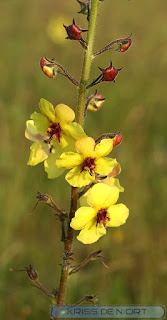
{"left": 77, "top": 0, "right": 99, "bottom": 126}
{"left": 56, "top": 0, "right": 99, "bottom": 307}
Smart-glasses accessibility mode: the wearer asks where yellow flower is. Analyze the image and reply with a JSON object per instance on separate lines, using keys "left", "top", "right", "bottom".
{"left": 56, "top": 136, "right": 118, "bottom": 187}
{"left": 31, "top": 98, "right": 85, "bottom": 149}
{"left": 25, "top": 98, "right": 85, "bottom": 179}
{"left": 25, "top": 119, "right": 65, "bottom": 178}
{"left": 70, "top": 183, "right": 129, "bottom": 244}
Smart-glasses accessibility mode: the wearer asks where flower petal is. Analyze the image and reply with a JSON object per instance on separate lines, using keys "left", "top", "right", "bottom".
{"left": 39, "top": 98, "right": 56, "bottom": 122}
{"left": 96, "top": 157, "right": 118, "bottom": 176}
{"left": 87, "top": 183, "right": 119, "bottom": 209}
{"left": 56, "top": 152, "right": 83, "bottom": 169}
{"left": 108, "top": 163, "right": 121, "bottom": 177}
{"left": 77, "top": 220, "right": 106, "bottom": 244}
{"left": 54, "top": 104, "right": 75, "bottom": 123}
{"left": 75, "top": 137, "right": 96, "bottom": 158}
{"left": 30, "top": 112, "right": 49, "bottom": 136}
{"left": 27, "top": 141, "right": 50, "bottom": 166}
{"left": 63, "top": 122, "right": 86, "bottom": 140}
{"left": 70, "top": 207, "right": 97, "bottom": 230}
{"left": 44, "top": 154, "right": 65, "bottom": 179}
{"left": 95, "top": 139, "right": 113, "bottom": 158}
{"left": 107, "top": 204, "right": 129, "bottom": 227}
{"left": 25, "top": 120, "right": 44, "bottom": 142}
{"left": 65, "top": 166, "right": 95, "bottom": 187}
{"left": 104, "top": 177, "right": 124, "bottom": 192}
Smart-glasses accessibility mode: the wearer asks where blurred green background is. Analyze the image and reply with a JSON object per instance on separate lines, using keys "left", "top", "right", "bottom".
{"left": 0, "top": 0, "right": 167, "bottom": 318}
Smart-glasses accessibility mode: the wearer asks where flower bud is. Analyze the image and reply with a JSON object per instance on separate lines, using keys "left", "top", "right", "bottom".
{"left": 25, "top": 265, "right": 38, "bottom": 280}
{"left": 117, "top": 38, "right": 132, "bottom": 52}
{"left": 99, "top": 61, "right": 122, "bottom": 82}
{"left": 87, "top": 92, "right": 105, "bottom": 112}
{"left": 63, "top": 19, "right": 87, "bottom": 41}
{"left": 40, "top": 57, "right": 57, "bottom": 78}
{"left": 77, "top": 0, "right": 88, "bottom": 15}
{"left": 113, "top": 133, "right": 123, "bottom": 147}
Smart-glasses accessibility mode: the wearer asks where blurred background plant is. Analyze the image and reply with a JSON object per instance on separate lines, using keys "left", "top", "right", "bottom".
{"left": 0, "top": 0, "right": 167, "bottom": 318}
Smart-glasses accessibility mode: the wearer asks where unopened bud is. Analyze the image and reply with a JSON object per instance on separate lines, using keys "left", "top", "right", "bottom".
{"left": 77, "top": 0, "right": 88, "bottom": 15}
{"left": 40, "top": 57, "right": 57, "bottom": 78}
{"left": 117, "top": 37, "right": 132, "bottom": 52}
{"left": 87, "top": 92, "right": 105, "bottom": 112}
{"left": 99, "top": 61, "right": 122, "bottom": 82}
{"left": 113, "top": 133, "right": 123, "bottom": 147}
{"left": 63, "top": 19, "right": 87, "bottom": 41}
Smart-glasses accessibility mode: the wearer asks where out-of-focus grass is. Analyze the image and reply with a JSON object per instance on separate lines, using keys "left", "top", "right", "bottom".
{"left": 0, "top": 0, "right": 167, "bottom": 318}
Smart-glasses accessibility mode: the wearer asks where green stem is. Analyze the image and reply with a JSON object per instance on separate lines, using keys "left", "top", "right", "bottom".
{"left": 57, "top": 0, "right": 99, "bottom": 308}
{"left": 77, "top": 0, "right": 99, "bottom": 126}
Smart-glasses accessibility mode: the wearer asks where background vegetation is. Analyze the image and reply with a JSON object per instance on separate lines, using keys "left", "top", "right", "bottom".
{"left": 0, "top": 0, "right": 167, "bottom": 318}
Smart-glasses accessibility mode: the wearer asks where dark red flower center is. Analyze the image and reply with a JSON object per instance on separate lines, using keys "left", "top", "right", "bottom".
{"left": 46, "top": 122, "right": 61, "bottom": 143}
{"left": 96, "top": 208, "right": 110, "bottom": 228}
{"left": 81, "top": 157, "right": 96, "bottom": 176}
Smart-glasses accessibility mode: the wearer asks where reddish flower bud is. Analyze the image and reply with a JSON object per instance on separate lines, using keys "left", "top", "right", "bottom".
{"left": 87, "top": 92, "right": 105, "bottom": 112}
{"left": 113, "top": 133, "right": 123, "bottom": 147}
{"left": 63, "top": 19, "right": 87, "bottom": 41}
{"left": 99, "top": 61, "right": 122, "bottom": 82}
{"left": 117, "top": 38, "right": 132, "bottom": 52}
{"left": 40, "top": 57, "right": 57, "bottom": 79}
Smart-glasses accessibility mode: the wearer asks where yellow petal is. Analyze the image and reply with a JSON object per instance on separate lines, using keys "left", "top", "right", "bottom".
{"left": 96, "top": 157, "right": 118, "bottom": 176}
{"left": 63, "top": 122, "right": 86, "bottom": 140}
{"left": 108, "top": 163, "right": 121, "bottom": 177}
{"left": 52, "top": 135, "right": 76, "bottom": 152}
{"left": 95, "top": 139, "right": 113, "bottom": 158}
{"left": 25, "top": 120, "right": 44, "bottom": 142}
{"left": 30, "top": 112, "right": 49, "bottom": 136}
{"left": 39, "top": 98, "right": 56, "bottom": 122}
{"left": 107, "top": 204, "right": 129, "bottom": 227}
{"left": 58, "top": 133, "right": 69, "bottom": 148}
{"left": 75, "top": 137, "right": 96, "bottom": 158}
{"left": 70, "top": 207, "right": 96, "bottom": 230}
{"left": 27, "top": 142, "right": 49, "bottom": 166}
{"left": 87, "top": 183, "right": 119, "bottom": 210}
{"left": 56, "top": 152, "right": 83, "bottom": 169}
{"left": 54, "top": 104, "right": 75, "bottom": 123}
{"left": 65, "top": 166, "right": 95, "bottom": 187}
{"left": 77, "top": 220, "right": 106, "bottom": 244}
{"left": 44, "top": 154, "right": 65, "bottom": 179}
{"left": 104, "top": 177, "right": 124, "bottom": 192}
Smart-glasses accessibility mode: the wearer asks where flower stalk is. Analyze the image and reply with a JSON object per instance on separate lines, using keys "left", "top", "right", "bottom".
{"left": 57, "top": 0, "right": 100, "bottom": 306}
{"left": 77, "top": 0, "right": 100, "bottom": 126}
